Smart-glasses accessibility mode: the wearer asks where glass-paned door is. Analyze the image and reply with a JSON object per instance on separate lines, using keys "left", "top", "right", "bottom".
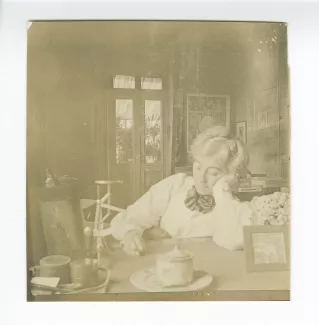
{"left": 108, "top": 89, "right": 166, "bottom": 209}
{"left": 141, "top": 97, "right": 164, "bottom": 193}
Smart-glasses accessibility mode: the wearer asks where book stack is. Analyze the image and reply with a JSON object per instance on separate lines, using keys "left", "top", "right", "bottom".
{"left": 237, "top": 186, "right": 263, "bottom": 193}
{"left": 250, "top": 177, "right": 267, "bottom": 187}
{"left": 237, "top": 179, "right": 263, "bottom": 193}
{"left": 237, "top": 177, "right": 289, "bottom": 193}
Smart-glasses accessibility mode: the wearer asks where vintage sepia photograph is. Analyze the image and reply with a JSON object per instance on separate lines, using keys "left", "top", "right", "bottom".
{"left": 26, "top": 20, "right": 290, "bottom": 301}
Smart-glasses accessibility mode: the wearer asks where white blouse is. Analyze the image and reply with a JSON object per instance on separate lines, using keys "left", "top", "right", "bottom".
{"left": 110, "top": 173, "right": 253, "bottom": 251}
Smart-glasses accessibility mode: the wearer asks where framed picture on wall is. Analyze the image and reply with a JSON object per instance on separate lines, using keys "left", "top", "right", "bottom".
{"left": 236, "top": 121, "right": 247, "bottom": 144}
{"left": 186, "top": 94, "right": 230, "bottom": 152}
{"left": 243, "top": 225, "right": 290, "bottom": 272}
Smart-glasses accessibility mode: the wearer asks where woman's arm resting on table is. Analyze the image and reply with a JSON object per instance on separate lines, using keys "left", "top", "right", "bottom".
{"left": 212, "top": 176, "right": 253, "bottom": 251}
{"left": 212, "top": 200, "right": 252, "bottom": 250}
{"left": 110, "top": 173, "right": 187, "bottom": 241}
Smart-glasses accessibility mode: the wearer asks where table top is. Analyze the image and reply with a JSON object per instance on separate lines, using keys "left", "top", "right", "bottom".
{"left": 104, "top": 237, "right": 290, "bottom": 294}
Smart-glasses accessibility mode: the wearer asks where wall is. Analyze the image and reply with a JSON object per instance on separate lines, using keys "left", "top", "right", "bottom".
{"left": 27, "top": 22, "right": 177, "bottom": 190}
{"left": 278, "top": 27, "right": 290, "bottom": 179}
{"left": 234, "top": 23, "right": 289, "bottom": 178}
{"left": 27, "top": 22, "right": 250, "bottom": 186}
{"left": 27, "top": 22, "right": 287, "bottom": 188}
{"left": 173, "top": 37, "right": 250, "bottom": 168}
{"left": 28, "top": 22, "right": 288, "bottom": 190}
{"left": 28, "top": 41, "right": 105, "bottom": 191}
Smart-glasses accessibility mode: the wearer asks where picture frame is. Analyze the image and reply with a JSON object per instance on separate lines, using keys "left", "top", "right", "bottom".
{"left": 243, "top": 225, "right": 290, "bottom": 272}
{"left": 236, "top": 121, "right": 247, "bottom": 144}
{"left": 186, "top": 93, "right": 230, "bottom": 152}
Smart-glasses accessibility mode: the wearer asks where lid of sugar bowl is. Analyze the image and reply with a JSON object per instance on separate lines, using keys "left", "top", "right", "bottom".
{"left": 160, "top": 245, "right": 193, "bottom": 262}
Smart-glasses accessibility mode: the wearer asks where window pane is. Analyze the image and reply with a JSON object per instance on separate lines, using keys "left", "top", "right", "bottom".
{"left": 116, "top": 99, "right": 134, "bottom": 163}
{"left": 144, "top": 100, "right": 161, "bottom": 164}
{"left": 141, "top": 77, "right": 162, "bottom": 90}
{"left": 113, "top": 75, "right": 135, "bottom": 89}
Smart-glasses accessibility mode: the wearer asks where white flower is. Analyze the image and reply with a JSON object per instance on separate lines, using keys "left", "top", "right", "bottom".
{"left": 251, "top": 192, "right": 290, "bottom": 225}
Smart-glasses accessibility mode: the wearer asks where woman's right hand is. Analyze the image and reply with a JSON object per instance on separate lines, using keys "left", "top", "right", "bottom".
{"left": 212, "top": 173, "right": 236, "bottom": 199}
{"left": 120, "top": 230, "right": 146, "bottom": 256}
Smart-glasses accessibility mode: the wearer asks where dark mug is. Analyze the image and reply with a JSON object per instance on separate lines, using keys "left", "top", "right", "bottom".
{"left": 35, "top": 255, "right": 71, "bottom": 284}
{"left": 70, "top": 258, "right": 99, "bottom": 288}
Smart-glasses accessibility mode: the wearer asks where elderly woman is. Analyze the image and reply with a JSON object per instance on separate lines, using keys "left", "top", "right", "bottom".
{"left": 110, "top": 126, "right": 253, "bottom": 256}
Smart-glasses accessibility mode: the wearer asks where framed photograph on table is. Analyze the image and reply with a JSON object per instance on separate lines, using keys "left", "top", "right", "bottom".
{"left": 243, "top": 225, "right": 290, "bottom": 272}
{"left": 186, "top": 94, "right": 230, "bottom": 152}
{"left": 236, "top": 121, "right": 247, "bottom": 144}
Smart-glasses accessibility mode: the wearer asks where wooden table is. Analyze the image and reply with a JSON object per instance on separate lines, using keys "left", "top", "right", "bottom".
{"left": 29, "top": 237, "right": 290, "bottom": 301}
{"left": 105, "top": 237, "right": 289, "bottom": 294}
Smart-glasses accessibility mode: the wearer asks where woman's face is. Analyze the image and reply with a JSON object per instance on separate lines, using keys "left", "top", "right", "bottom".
{"left": 193, "top": 155, "right": 227, "bottom": 195}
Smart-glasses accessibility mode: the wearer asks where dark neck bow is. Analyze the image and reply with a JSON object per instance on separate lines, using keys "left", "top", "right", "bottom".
{"left": 184, "top": 185, "right": 215, "bottom": 214}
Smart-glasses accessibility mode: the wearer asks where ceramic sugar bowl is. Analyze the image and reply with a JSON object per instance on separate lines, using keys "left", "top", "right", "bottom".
{"left": 156, "top": 245, "right": 194, "bottom": 287}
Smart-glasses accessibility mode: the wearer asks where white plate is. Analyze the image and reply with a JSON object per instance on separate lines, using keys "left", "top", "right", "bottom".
{"left": 130, "top": 267, "right": 214, "bottom": 292}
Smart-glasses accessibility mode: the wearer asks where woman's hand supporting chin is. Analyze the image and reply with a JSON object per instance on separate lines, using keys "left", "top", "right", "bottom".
{"left": 212, "top": 173, "right": 236, "bottom": 204}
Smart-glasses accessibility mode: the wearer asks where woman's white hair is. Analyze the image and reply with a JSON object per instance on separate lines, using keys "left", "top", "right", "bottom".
{"left": 190, "top": 126, "right": 249, "bottom": 174}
